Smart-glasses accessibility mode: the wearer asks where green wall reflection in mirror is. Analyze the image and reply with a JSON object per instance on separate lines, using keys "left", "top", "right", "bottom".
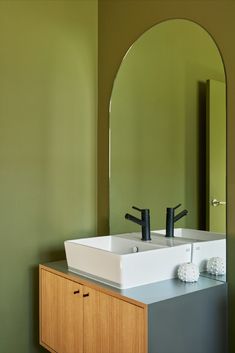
{"left": 109, "top": 19, "right": 226, "bottom": 237}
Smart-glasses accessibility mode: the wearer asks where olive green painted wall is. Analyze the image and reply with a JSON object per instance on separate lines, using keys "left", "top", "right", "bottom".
{"left": 98, "top": 1, "right": 235, "bottom": 350}
{"left": 0, "top": 1, "right": 97, "bottom": 352}
{"left": 109, "top": 20, "right": 225, "bottom": 234}
{"left": 0, "top": 1, "right": 234, "bottom": 352}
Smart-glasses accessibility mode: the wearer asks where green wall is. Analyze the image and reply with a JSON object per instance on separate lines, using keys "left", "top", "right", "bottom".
{"left": 0, "top": 1, "right": 97, "bottom": 352}
{"left": 109, "top": 20, "right": 225, "bottom": 234}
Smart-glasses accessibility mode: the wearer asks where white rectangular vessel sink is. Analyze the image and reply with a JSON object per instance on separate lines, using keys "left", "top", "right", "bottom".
{"left": 65, "top": 235, "right": 191, "bottom": 289}
{"left": 152, "top": 228, "right": 226, "bottom": 272}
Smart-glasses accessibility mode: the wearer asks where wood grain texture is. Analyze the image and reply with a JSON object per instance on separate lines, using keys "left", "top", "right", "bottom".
{"left": 59, "top": 276, "right": 84, "bottom": 353}
{"left": 83, "top": 286, "right": 101, "bottom": 353}
{"left": 84, "top": 288, "right": 147, "bottom": 353}
{"left": 109, "top": 294, "right": 146, "bottom": 353}
{"left": 40, "top": 268, "right": 83, "bottom": 353}
{"left": 40, "top": 266, "right": 148, "bottom": 353}
{"left": 40, "top": 269, "right": 60, "bottom": 352}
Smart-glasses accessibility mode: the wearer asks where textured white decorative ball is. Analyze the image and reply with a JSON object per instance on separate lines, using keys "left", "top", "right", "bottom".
{"left": 177, "top": 262, "right": 200, "bottom": 282}
{"left": 207, "top": 257, "right": 226, "bottom": 275}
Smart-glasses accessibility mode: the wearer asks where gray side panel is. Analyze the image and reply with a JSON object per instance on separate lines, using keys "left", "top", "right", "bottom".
{"left": 148, "top": 283, "right": 227, "bottom": 353}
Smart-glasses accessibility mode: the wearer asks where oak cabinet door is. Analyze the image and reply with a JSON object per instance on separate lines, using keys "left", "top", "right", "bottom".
{"left": 41, "top": 270, "right": 61, "bottom": 352}
{"left": 83, "top": 286, "right": 146, "bottom": 353}
{"left": 41, "top": 270, "right": 146, "bottom": 353}
{"left": 59, "top": 275, "right": 83, "bottom": 353}
{"left": 41, "top": 270, "right": 83, "bottom": 353}
{"left": 101, "top": 292, "right": 146, "bottom": 353}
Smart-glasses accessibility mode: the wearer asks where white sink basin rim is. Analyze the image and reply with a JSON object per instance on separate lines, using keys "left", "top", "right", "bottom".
{"left": 74, "top": 235, "right": 164, "bottom": 255}
{"left": 65, "top": 235, "right": 191, "bottom": 289}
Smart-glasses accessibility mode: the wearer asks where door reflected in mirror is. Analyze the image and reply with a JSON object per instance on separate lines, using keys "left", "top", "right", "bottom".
{"left": 109, "top": 19, "right": 226, "bottom": 280}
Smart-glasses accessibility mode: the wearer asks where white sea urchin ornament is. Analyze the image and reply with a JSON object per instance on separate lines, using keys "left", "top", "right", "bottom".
{"left": 177, "top": 262, "right": 199, "bottom": 282}
{"left": 207, "top": 257, "right": 226, "bottom": 275}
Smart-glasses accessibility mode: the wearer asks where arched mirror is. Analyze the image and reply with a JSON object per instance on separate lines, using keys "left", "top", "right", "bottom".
{"left": 109, "top": 19, "right": 226, "bottom": 280}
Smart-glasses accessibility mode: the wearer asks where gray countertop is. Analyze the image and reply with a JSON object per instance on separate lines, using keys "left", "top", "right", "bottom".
{"left": 43, "top": 260, "right": 226, "bottom": 305}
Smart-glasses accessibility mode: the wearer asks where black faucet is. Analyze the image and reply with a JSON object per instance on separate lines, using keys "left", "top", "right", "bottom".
{"left": 165, "top": 204, "right": 188, "bottom": 237}
{"left": 125, "top": 206, "right": 151, "bottom": 241}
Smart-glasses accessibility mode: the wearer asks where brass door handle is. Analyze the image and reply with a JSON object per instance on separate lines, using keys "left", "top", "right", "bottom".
{"left": 211, "top": 199, "right": 226, "bottom": 207}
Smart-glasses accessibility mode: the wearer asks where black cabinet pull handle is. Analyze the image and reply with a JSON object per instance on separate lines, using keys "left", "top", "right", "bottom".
{"left": 74, "top": 290, "right": 80, "bottom": 294}
{"left": 83, "top": 293, "right": 89, "bottom": 297}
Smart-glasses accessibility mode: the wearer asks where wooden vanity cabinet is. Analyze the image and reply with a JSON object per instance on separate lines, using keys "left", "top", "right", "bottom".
{"left": 40, "top": 266, "right": 147, "bottom": 353}
{"left": 40, "top": 262, "right": 227, "bottom": 353}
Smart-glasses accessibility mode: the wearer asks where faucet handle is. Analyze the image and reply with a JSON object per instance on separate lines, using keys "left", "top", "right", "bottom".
{"left": 132, "top": 206, "right": 144, "bottom": 212}
{"left": 132, "top": 206, "right": 150, "bottom": 221}
{"left": 173, "top": 203, "right": 182, "bottom": 210}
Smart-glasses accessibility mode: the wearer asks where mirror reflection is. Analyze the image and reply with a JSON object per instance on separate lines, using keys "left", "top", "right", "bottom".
{"left": 110, "top": 19, "right": 226, "bottom": 232}
{"left": 109, "top": 19, "right": 226, "bottom": 280}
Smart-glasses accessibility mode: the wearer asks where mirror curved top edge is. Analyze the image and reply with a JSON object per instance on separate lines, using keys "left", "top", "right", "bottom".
{"left": 110, "top": 18, "right": 227, "bottom": 101}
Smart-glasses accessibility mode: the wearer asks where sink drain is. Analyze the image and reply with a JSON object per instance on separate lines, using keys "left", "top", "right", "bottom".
{"left": 132, "top": 246, "right": 139, "bottom": 253}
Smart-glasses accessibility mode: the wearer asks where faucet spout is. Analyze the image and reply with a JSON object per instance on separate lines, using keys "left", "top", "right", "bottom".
{"left": 165, "top": 204, "right": 188, "bottom": 237}
{"left": 174, "top": 209, "right": 188, "bottom": 223}
{"left": 125, "top": 206, "right": 151, "bottom": 241}
{"left": 125, "top": 213, "right": 143, "bottom": 226}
